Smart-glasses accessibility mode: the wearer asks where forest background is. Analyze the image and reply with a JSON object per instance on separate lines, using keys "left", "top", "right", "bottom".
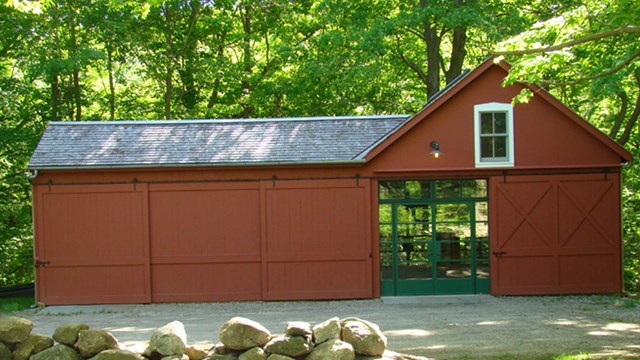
{"left": 1, "top": 0, "right": 639, "bottom": 292}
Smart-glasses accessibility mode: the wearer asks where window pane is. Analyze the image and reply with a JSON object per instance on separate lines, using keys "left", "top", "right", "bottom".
{"left": 475, "top": 201, "right": 488, "bottom": 221}
{"left": 439, "top": 241, "right": 471, "bottom": 260}
{"left": 406, "top": 180, "right": 431, "bottom": 199}
{"left": 379, "top": 180, "right": 431, "bottom": 200}
{"left": 477, "top": 261, "right": 490, "bottom": 279}
{"left": 379, "top": 181, "right": 405, "bottom": 199}
{"left": 379, "top": 204, "right": 392, "bottom": 223}
{"left": 379, "top": 224, "right": 392, "bottom": 242}
{"left": 460, "top": 180, "right": 487, "bottom": 198}
{"left": 494, "top": 136, "right": 507, "bottom": 157}
{"left": 476, "top": 240, "right": 489, "bottom": 260}
{"left": 480, "top": 113, "right": 493, "bottom": 134}
{"left": 397, "top": 205, "right": 431, "bottom": 223}
{"left": 494, "top": 112, "right": 507, "bottom": 133}
{"left": 398, "top": 262, "right": 432, "bottom": 280}
{"left": 436, "top": 203, "right": 471, "bottom": 222}
{"left": 435, "top": 180, "right": 460, "bottom": 198}
{"left": 480, "top": 137, "right": 494, "bottom": 158}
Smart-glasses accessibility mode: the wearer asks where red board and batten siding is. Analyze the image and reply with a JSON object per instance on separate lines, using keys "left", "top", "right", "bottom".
{"left": 33, "top": 178, "right": 372, "bottom": 305}
{"left": 489, "top": 173, "right": 622, "bottom": 294}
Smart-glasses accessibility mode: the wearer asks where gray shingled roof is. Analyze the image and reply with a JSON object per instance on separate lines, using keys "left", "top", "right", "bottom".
{"left": 29, "top": 115, "right": 409, "bottom": 169}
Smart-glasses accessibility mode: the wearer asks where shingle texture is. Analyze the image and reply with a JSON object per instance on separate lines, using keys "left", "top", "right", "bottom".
{"left": 29, "top": 116, "right": 409, "bottom": 169}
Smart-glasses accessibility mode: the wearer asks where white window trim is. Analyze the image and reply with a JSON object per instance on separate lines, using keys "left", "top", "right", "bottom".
{"left": 474, "top": 102, "right": 515, "bottom": 168}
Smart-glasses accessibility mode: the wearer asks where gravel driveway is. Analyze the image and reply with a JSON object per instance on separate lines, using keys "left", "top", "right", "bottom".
{"left": 14, "top": 295, "right": 640, "bottom": 359}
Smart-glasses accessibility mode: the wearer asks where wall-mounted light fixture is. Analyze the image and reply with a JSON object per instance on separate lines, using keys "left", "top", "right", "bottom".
{"left": 430, "top": 140, "right": 443, "bottom": 158}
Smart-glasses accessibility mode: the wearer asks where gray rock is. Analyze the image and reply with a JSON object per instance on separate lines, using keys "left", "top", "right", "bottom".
{"left": 11, "top": 333, "right": 54, "bottom": 360}
{"left": 284, "top": 321, "right": 312, "bottom": 338}
{"left": 263, "top": 335, "right": 313, "bottom": 357}
{"left": 238, "top": 346, "right": 267, "bottom": 360}
{"left": 145, "top": 320, "right": 187, "bottom": 357}
{"left": 0, "top": 316, "right": 32, "bottom": 344}
{"left": 340, "top": 318, "right": 387, "bottom": 356}
{"left": 88, "top": 349, "right": 146, "bottom": 360}
{"left": 160, "top": 355, "right": 189, "bottom": 360}
{"left": 75, "top": 328, "right": 119, "bottom": 358}
{"left": 53, "top": 323, "right": 91, "bottom": 346}
{"left": 265, "top": 355, "right": 294, "bottom": 360}
{"left": 208, "top": 354, "right": 239, "bottom": 360}
{"left": 307, "top": 339, "right": 355, "bottom": 360}
{"left": 219, "top": 317, "right": 271, "bottom": 351}
{"left": 210, "top": 343, "right": 232, "bottom": 355}
{"left": 0, "top": 341, "right": 11, "bottom": 359}
{"left": 185, "top": 345, "right": 207, "bottom": 360}
{"left": 313, "top": 317, "right": 341, "bottom": 344}
{"left": 30, "top": 344, "right": 81, "bottom": 360}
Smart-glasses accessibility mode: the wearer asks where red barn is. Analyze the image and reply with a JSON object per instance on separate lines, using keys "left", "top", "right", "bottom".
{"left": 29, "top": 58, "right": 632, "bottom": 305}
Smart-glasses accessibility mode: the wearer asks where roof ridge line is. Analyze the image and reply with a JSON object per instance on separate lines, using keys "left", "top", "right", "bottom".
{"left": 48, "top": 115, "right": 410, "bottom": 126}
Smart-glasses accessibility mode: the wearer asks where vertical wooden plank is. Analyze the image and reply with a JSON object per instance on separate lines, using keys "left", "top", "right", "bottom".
{"left": 139, "top": 183, "right": 152, "bottom": 303}
{"left": 260, "top": 180, "right": 270, "bottom": 300}
{"left": 369, "top": 178, "right": 381, "bottom": 298}
{"left": 32, "top": 185, "right": 45, "bottom": 305}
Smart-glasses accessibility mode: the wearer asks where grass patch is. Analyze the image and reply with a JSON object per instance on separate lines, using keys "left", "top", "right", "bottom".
{"left": 0, "top": 296, "right": 34, "bottom": 313}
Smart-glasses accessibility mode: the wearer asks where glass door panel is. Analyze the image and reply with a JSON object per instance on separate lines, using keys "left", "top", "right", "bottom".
{"left": 379, "top": 179, "right": 489, "bottom": 296}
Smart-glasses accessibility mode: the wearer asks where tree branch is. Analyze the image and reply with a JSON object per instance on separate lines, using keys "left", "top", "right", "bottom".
{"left": 618, "top": 68, "right": 640, "bottom": 145}
{"left": 609, "top": 90, "right": 628, "bottom": 139}
{"left": 493, "top": 24, "right": 640, "bottom": 56}
{"left": 538, "top": 48, "right": 640, "bottom": 86}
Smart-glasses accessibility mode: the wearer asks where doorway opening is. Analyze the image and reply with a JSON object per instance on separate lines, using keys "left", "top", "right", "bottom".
{"left": 379, "top": 179, "right": 489, "bottom": 296}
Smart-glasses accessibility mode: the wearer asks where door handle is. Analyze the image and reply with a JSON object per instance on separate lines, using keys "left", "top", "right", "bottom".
{"left": 492, "top": 251, "right": 507, "bottom": 257}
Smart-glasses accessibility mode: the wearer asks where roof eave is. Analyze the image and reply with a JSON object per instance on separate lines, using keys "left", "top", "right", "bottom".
{"left": 28, "top": 159, "right": 367, "bottom": 171}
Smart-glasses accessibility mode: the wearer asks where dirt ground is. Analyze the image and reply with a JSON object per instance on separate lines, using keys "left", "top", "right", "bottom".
{"left": 13, "top": 295, "right": 640, "bottom": 359}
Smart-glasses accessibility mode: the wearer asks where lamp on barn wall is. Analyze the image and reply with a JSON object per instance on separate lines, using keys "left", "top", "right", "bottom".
{"left": 429, "top": 140, "right": 443, "bottom": 158}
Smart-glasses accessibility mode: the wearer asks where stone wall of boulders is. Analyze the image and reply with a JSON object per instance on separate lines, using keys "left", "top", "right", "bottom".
{"left": 0, "top": 315, "right": 425, "bottom": 360}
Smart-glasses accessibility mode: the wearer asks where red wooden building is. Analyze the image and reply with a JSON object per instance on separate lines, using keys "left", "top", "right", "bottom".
{"left": 29, "top": 59, "right": 632, "bottom": 305}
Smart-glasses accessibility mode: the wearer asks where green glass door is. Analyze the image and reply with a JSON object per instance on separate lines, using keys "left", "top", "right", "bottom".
{"left": 379, "top": 180, "right": 489, "bottom": 296}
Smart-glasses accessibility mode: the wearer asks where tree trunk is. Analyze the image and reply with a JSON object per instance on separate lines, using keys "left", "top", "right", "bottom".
{"left": 107, "top": 46, "right": 116, "bottom": 120}
{"left": 69, "top": 6, "right": 82, "bottom": 120}
{"left": 50, "top": 74, "right": 60, "bottom": 120}
{"left": 240, "top": 1, "right": 253, "bottom": 118}
{"left": 444, "top": 0, "right": 467, "bottom": 84}
{"left": 420, "top": 0, "right": 441, "bottom": 99}
{"left": 445, "top": 26, "right": 467, "bottom": 83}
{"left": 164, "top": 3, "right": 174, "bottom": 120}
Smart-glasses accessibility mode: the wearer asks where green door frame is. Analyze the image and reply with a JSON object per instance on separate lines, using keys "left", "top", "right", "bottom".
{"left": 379, "top": 180, "right": 489, "bottom": 296}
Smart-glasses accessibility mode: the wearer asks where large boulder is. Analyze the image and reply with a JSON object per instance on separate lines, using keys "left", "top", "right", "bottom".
{"left": 12, "top": 333, "right": 54, "bottom": 360}
{"left": 219, "top": 317, "right": 271, "bottom": 351}
{"left": 75, "top": 328, "right": 119, "bottom": 358}
{"left": 144, "top": 320, "right": 188, "bottom": 357}
{"left": 312, "top": 317, "right": 341, "bottom": 344}
{"left": 208, "top": 354, "right": 240, "bottom": 360}
{"left": 265, "top": 355, "right": 294, "bottom": 360}
{"left": 340, "top": 317, "right": 387, "bottom": 356}
{"left": 238, "top": 346, "right": 267, "bottom": 360}
{"left": 185, "top": 346, "right": 207, "bottom": 360}
{"left": 284, "top": 321, "right": 312, "bottom": 338}
{"left": 307, "top": 339, "right": 355, "bottom": 360}
{"left": 0, "top": 316, "right": 32, "bottom": 344}
{"left": 263, "top": 335, "right": 313, "bottom": 358}
{"left": 53, "top": 323, "right": 91, "bottom": 346}
{"left": 0, "top": 341, "right": 11, "bottom": 359}
{"left": 88, "top": 349, "right": 146, "bottom": 360}
{"left": 30, "top": 344, "right": 81, "bottom": 360}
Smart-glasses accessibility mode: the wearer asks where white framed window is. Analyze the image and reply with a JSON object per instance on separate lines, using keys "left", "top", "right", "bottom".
{"left": 474, "top": 103, "right": 514, "bottom": 168}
